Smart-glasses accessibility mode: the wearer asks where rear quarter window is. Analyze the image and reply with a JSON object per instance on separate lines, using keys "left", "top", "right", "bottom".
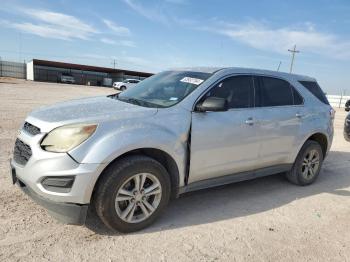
{"left": 299, "top": 81, "right": 329, "bottom": 105}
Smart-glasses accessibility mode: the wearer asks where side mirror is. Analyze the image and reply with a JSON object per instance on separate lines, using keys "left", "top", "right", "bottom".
{"left": 196, "top": 97, "right": 228, "bottom": 112}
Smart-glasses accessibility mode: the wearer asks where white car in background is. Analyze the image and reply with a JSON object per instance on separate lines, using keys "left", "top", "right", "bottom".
{"left": 60, "top": 73, "right": 75, "bottom": 84}
{"left": 113, "top": 79, "right": 141, "bottom": 91}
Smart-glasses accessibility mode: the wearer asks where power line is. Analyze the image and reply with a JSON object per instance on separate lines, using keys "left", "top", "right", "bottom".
{"left": 288, "top": 45, "right": 300, "bottom": 73}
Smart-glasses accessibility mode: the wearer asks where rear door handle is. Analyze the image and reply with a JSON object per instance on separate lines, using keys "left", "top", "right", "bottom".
{"left": 245, "top": 118, "right": 255, "bottom": 125}
{"left": 295, "top": 113, "right": 303, "bottom": 118}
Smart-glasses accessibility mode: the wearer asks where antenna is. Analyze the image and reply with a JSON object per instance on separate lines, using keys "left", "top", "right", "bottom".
{"left": 277, "top": 61, "right": 282, "bottom": 71}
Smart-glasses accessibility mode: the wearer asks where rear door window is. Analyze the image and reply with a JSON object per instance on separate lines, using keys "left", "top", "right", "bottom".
{"left": 256, "top": 77, "right": 303, "bottom": 107}
{"left": 259, "top": 77, "right": 294, "bottom": 107}
{"left": 298, "top": 81, "right": 329, "bottom": 105}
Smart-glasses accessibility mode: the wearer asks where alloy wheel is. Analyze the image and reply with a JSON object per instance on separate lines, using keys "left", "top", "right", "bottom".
{"left": 115, "top": 173, "right": 162, "bottom": 223}
{"left": 301, "top": 149, "right": 320, "bottom": 180}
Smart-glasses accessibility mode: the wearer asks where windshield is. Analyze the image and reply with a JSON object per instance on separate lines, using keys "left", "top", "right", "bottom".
{"left": 118, "top": 71, "right": 211, "bottom": 108}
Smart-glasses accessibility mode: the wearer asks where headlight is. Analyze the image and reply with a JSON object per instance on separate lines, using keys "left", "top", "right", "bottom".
{"left": 41, "top": 124, "right": 97, "bottom": 152}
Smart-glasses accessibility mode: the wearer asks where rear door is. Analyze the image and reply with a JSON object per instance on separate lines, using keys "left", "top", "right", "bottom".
{"left": 254, "top": 76, "right": 304, "bottom": 168}
{"left": 189, "top": 75, "right": 260, "bottom": 183}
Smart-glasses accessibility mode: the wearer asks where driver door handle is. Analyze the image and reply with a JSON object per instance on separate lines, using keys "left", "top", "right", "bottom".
{"left": 245, "top": 118, "right": 255, "bottom": 126}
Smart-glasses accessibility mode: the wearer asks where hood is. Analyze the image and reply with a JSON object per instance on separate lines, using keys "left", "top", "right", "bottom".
{"left": 27, "top": 96, "right": 157, "bottom": 131}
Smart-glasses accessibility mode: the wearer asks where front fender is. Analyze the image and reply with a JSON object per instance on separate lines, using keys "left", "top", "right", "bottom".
{"left": 69, "top": 118, "right": 190, "bottom": 187}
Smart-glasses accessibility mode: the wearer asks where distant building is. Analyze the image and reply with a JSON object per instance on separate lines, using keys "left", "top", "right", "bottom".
{"left": 26, "top": 59, "right": 153, "bottom": 87}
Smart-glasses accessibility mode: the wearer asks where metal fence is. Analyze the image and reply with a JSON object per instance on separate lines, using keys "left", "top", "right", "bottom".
{"left": 0, "top": 60, "right": 26, "bottom": 79}
{"left": 326, "top": 95, "right": 350, "bottom": 108}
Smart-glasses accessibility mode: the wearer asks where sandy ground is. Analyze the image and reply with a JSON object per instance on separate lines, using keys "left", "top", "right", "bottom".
{"left": 0, "top": 79, "right": 349, "bottom": 261}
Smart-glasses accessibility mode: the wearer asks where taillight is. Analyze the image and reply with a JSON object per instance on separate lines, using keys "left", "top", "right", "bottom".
{"left": 330, "top": 108, "right": 335, "bottom": 119}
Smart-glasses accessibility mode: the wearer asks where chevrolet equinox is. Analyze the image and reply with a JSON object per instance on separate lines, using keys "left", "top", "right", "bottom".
{"left": 11, "top": 67, "right": 334, "bottom": 232}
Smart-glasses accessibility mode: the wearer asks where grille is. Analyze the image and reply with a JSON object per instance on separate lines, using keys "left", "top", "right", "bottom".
{"left": 13, "top": 139, "right": 32, "bottom": 165}
{"left": 23, "top": 122, "right": 40, "bottom": 136}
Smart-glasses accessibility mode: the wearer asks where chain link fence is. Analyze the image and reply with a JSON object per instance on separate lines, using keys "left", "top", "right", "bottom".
{"left": 0, "top": 60, "right": 26, "bottom": 79}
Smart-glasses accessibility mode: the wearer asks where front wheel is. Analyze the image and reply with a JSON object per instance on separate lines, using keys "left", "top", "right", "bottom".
{"left": 286, "top": 140, "right": 324, "bottom": 186}
{"left": 94, "top": 155, "right": 171, "bottom": 233}
{"left": 120, "top": 86, "right": 126, "bottom": 91}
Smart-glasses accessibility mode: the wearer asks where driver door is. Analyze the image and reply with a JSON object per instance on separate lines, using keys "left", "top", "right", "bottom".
{"left": 188, "top": 75, "right": 260, "bottom": 183}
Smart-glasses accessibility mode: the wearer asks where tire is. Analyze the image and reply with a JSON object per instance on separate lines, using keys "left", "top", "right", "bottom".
{"left": 94, "top": 155, "right": 171, "bottom": 233}
{"left": 120, "top": 86, "right": 126, "bottom": 91}
{"left": 286, "top": 140, "right": 324, "bottom": 186}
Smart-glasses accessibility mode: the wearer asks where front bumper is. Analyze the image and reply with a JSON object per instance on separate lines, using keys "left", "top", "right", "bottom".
{"left": 10, "top": 126, "right": 106, "bottom": 224}
{"left": 12, "top": 129, "right": 105, "bottom": 203}
{"left": 10, "top": 155, "right": 100, "bottom": 224}
{"left": 13, "top": 174, "right": 88, "bottom": 224}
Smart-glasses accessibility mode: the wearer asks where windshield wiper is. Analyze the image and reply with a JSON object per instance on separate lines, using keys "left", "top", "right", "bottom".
{"left": 118, "top": 96, "right": 155, "bottom": 107}
{"left": 119, "top": 97, "right": 142, "bottom": 105}
{"left": 117, "top": 96, "right": 165, "bottom": 108}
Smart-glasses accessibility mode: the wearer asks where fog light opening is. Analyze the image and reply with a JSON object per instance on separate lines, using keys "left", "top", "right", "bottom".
{"left": 41, "top": 176, "right": 75, "bottom": 193}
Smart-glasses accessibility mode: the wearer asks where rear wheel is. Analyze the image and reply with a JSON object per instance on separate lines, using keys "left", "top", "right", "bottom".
{"left": 94, "top": 155, "right": 171, "bottom": 233}
{"left": 286, "top": 140, "right": 324, "bottom": 186}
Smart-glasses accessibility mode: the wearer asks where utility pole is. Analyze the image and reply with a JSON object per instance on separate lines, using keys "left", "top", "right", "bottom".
{"left": 18, "top": 32, "right": 22, "bottom": 62}
{"left": 277, "top": 61, "right": 282, "bottom": 71}
{"left": 288, "top": 45, "right": 300, "bottom": 73}
{"left": 339, "top": 89, "right": 346, "bottom": 108}
{"left": 111, "top": 59, "right": 117, "bottom": 69}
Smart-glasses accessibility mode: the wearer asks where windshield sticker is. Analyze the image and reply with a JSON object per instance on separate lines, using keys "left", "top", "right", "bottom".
{"left": 169, "top": 97, "right": 178, "bottom": 101}
{"left": 180, "top": 77, "right": 204, "bottom": 85}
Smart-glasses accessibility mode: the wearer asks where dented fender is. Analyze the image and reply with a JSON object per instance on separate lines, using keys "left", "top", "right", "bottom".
{"left": 69, "top": 108, "right": 192, "bottom": 188}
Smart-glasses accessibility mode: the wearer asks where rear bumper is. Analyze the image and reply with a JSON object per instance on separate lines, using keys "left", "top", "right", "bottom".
{"left": 17, "top": 178, "right": 88, "bottom": 225}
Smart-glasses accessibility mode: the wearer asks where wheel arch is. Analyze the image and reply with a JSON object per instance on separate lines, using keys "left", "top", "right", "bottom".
{"left": 306, "top": 132, "right": 328, "bottom": 157}
{"left": 291, "top": 131, "right": 329, "bottom": 165}
{"left": 91, "top": 148, "right": 180, "bottom": 201}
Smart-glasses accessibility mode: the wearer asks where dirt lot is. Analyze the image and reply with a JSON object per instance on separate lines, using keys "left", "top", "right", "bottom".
{"left": 0, "top": 79, "right": 349, "bottom": 261}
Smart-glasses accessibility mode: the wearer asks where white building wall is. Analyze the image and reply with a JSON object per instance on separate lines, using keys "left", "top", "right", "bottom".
{"left": 26, "top": 61, "right": 34, "bottom": 80}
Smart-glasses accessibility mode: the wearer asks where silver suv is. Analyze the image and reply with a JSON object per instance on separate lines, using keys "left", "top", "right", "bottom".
{"left": 11, "top": 68, "right": 334, "bottom": 232}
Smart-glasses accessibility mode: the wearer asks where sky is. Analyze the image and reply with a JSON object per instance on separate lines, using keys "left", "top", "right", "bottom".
{"left": 0, "top": 0, "right": 350, "bottom": 94}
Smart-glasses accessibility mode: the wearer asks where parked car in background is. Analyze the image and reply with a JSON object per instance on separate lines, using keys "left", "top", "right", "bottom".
{"left": 113, "top": 79, "right": 141, "bottom": 91}
{"left": 11, "top": 67, "right": 334, "bottom": 233}
{"left": 344, "top": 113, "right": 350, "bottom": 141}
{"left": 345, "top": 99, "right": 350, "bottom": 111}
{"left": 60, "top": 73, "right": 75, "bottom": 84}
